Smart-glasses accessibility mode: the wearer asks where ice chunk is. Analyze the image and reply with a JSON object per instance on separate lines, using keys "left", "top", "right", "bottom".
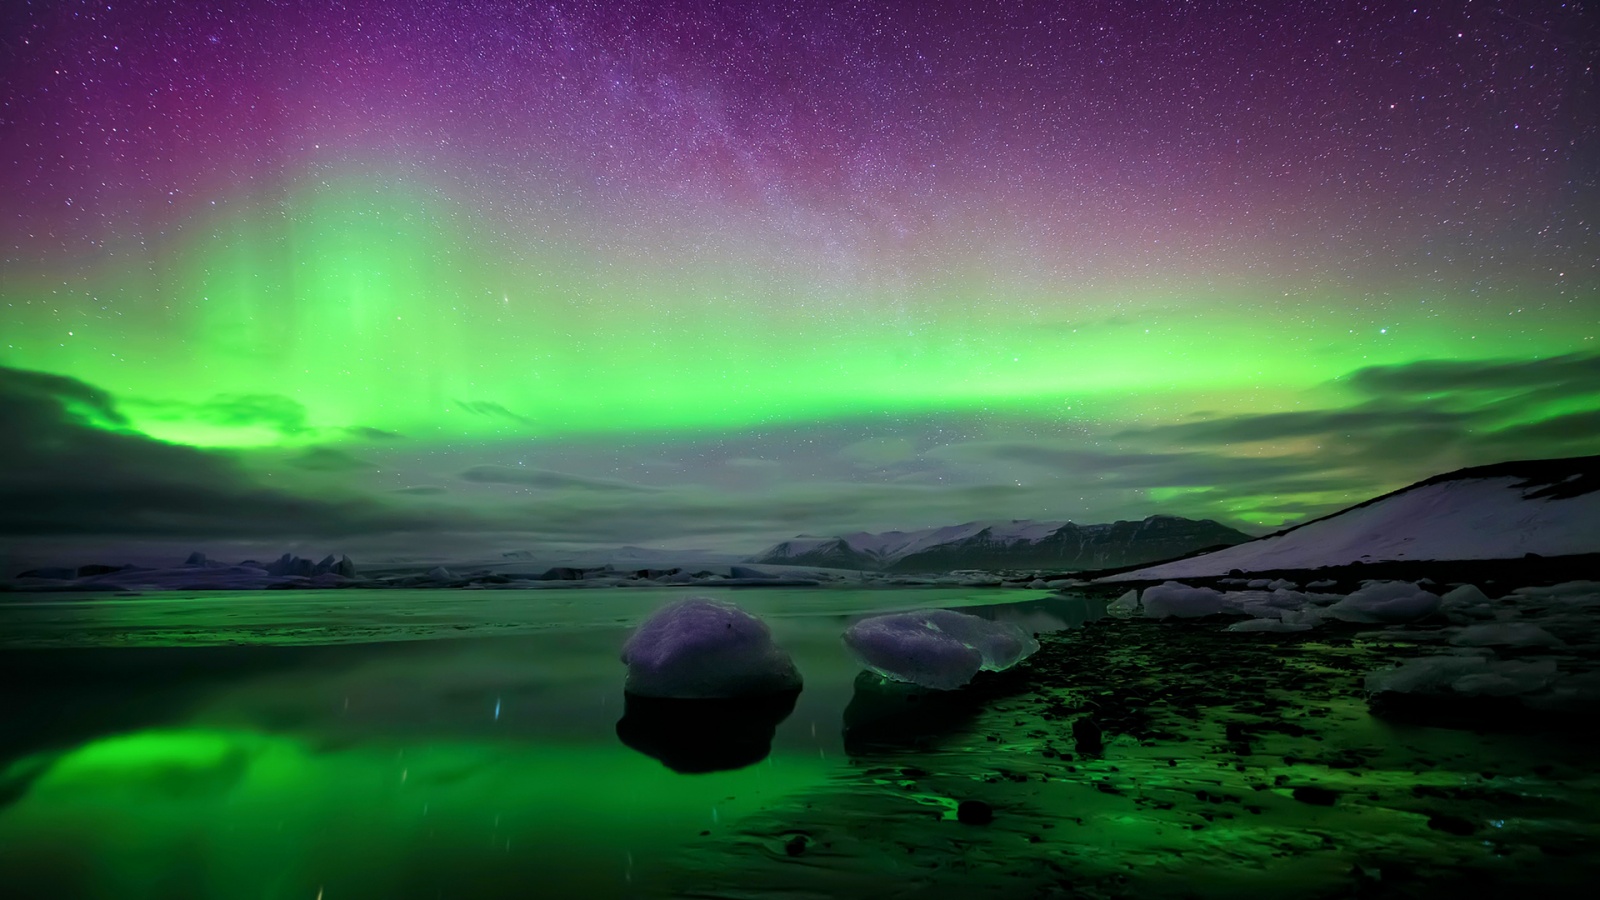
{"left": 1107, "top": 589, "right": 1140, "bottom": 618}
{"left": 843, "top": 609, "right": 1039, "bottom": 691}
{"left": 1365, "top": 655, "right": 1489, "bottom": 693}
{"left": 1365, "top": 655, "right": 1558, "bottom": 697}
{"left": 1511, "top": 581, "right": 1600, "bottom": 601}
{"left": 1141, "top": 581, "right": 1229, "bottom": 619}
{"left": 1438, "top": 584, "right": 1494, "bottom": 622}
{"left": 621, "top": 598, "right": 801, "bottom": 699}
{"left": 1450, "top": 622, "right": 1563, "bottom": 648}
{"left": 1226, "top": 618, "right": 1313, "bottom": 633}
{"left": 1453, "top": 659, "right": 1559, "bottom": 696}
{"left": 1327, "top": 581, "right": 1441, "bottom": 623}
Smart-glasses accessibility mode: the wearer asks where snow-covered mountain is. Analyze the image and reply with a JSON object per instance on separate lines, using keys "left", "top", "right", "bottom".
{"left": 751, "top": 516, "right": 1251, "bottom": 572}
{"left": 1100, "top": 455, "right": 1600, "bottom": 582}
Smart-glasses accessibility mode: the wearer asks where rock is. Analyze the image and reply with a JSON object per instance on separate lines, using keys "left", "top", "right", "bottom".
{"left": 957, "top": 800, "right": 994, "bottom": 825}
{"left": 184, "top": 551, "right": 208, "bottom": 566}
{"left": 1072, "top": 717, "right": 1104, "bottom": 755}
{"left": 728, "top": 565, "right": 780, "bottom": 580}
{"left": 1291, "top": 786, "right": 1338, "bottom": 806}
{"left": 1427, "top": 813, "right": 1477, "bottom": 835}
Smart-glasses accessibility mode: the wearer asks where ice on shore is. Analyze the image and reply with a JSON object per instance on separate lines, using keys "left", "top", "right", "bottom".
{"left": 843, "top": 609, "right": 1040, "bottom": 690}
{"left": 1450, "top": 622, "right": 1563, "bottom": 648}
{"left": 1438, "top": 584, "right": 1495, "bottom": 622}
{"left": 621, "top": 597, "right": 802, "bottom": 699}
{"left": 1366, "top": 654, "right": 1560, "bottom": 697}
{"left": 1140, "top": 581, "right": 1230, "bottom": 619}
{"left": 1107, "top": 589, "right": 1140, "bottom": 618}
{"left": 1327, "top": 580, "right": 1441, "bottom": 623}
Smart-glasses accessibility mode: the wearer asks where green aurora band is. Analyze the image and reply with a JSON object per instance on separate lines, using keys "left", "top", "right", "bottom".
{"left": 5, "top": 176, "right": 1590, "bottom": 451}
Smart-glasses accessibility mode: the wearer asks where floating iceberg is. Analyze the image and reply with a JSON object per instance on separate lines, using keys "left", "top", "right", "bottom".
{"left": 843, "top": 609, "right": 1039, "bottom": 691}
{"left": 621, "top": 597, "right": 802, "bottom": 699}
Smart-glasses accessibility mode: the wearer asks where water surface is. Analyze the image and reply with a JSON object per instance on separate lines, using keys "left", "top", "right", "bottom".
{"left": 0, "top": 587, "right": 1074, "bottom": 898}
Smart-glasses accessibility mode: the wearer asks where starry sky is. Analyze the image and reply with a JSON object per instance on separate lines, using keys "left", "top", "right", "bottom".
{"left": 2, "top": 0, "right": 1597, "bottom": 564}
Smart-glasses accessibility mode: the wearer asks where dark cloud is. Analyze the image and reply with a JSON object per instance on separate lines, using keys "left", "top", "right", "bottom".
{"left": 0, "top": 366, "right": 458, "bottom": 538}
{"left": 453, "top": 400, "right": 535, "bottom": 426}
{"left": 287, "top": 447, "right": 377, "bottom": 472}
{"left": 126, "top": 392, "right": 310, "bottom": 435}
{"left": 459, "top": 464, "right": 657, "bottom": 493}
{"left": 1346, "top": 351, "right": 1600, "bottom": 398}
{"left": 1486, "top": 408, "right": 1600, "bottom": 445}
{"left": 1115, "top": 404, "right": 1481, "bottom": 445}
{"left": 1111, "top": 352, "right": 1600, "bottom": 480}
{"left": 345, "top": 426, "right": 405, "bottom": 441}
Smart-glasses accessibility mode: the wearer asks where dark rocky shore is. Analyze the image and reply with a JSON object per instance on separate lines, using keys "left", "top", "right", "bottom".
{"left": 664, "top": 616, "right": 1600, "bottom": 898}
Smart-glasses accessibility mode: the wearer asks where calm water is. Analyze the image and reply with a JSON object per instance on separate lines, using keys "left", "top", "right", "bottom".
{"left": 0, "top": 587, "right": 1081, "bottom": 899}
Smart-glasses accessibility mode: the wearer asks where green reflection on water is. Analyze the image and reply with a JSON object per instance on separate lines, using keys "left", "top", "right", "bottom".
{"left": 1, "top": 727, "right": 830, "bottom": 899}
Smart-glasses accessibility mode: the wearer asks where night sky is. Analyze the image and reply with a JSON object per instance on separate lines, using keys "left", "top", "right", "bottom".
{"left": 2, "top": 0, "right": 1597, "bottom": 562}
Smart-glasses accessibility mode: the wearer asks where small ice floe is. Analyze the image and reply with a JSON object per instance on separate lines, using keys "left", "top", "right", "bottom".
{"left": 1326, "top": 580, "right": 1441, "bottom": 623}
{"left": 1107, "top": 589, "right": 1140, "bottom": 618}
{"left": 1140, "top": 581, "right": 1230, "bottom": 618}
{"left": 621, "top": 598, "right": 802, "bottom": 699}
{"left": 1366, "top": 654, "right": 1559, "bottom": 697}
{"left": 1450, "top": 622, "right": 1564, "bottom": 648}
{"left": 843, "top": 609, "right": 1039, "bottom": 690}
{"left": 1226, "top": 618, "right": 1313, "bottom": 633}
{"left": 1438, "top": 584, "right": 1496, "bottom": 622}
{"left": 1226, "top": 607, "right": 1322, "bottom": 632}
{"left": 1510, "top": 581, "right": 1600, "bottom": 603}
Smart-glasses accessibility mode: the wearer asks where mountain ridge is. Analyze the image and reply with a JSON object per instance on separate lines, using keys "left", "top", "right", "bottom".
{"left": 1098, "top": 454, "right": 1600, "bottom": 582}
{"left": 751, "top": 515, "right": 1252, "bottom": 573}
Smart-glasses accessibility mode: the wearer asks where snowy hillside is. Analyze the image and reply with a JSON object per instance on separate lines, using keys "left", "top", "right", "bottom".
{"left": 1101, "top": 456, "right": 1600, "bottom": 582}
{"left": 752, "top": 516, "right": 1250, "bottom": 572}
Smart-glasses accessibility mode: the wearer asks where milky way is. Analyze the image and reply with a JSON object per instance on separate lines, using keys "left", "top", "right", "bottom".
{"left": 2, "top": 0, "right": 1597, "bottom": 558}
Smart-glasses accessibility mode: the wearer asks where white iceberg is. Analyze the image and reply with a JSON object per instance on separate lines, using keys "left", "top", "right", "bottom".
{"left": 1327, "top": 581, "right": 1441, "bottom": 623}
{"left": 843, "top": 609, "right": 1040, "bottom": 691}
{"left": 1365, "top": 654, "right": 1559, "bottom": 697}
{"left": 620, "top": 598, "right": 802, "bottom": 699}
{"left": 1141, "top": 581, "right": 1230, "bottom": 619}
{"left": 1450, "top": 622, "right": 1563, "bottom": 648}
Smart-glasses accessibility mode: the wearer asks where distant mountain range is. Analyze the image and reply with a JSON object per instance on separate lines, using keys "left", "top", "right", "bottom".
{"left": 750, "top": 516, "right": 1252, "bottom": 572}
{"left": 1101, "top": 455, "right": 1600, "bottom": 582}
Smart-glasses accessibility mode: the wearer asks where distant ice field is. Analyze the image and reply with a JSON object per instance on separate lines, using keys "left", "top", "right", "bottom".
{"left": 0, "top": 587, "right": 1056, "bottom": 649}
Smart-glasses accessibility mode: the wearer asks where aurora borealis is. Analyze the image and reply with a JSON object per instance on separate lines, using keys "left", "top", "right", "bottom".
{"left": 2, "top": 0, "right": 1598, "bottom": 561}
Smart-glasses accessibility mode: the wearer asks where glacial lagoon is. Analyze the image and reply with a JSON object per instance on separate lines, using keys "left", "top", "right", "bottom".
{"left": 2, "top": 587, "right": 1596, "bottom": 898}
